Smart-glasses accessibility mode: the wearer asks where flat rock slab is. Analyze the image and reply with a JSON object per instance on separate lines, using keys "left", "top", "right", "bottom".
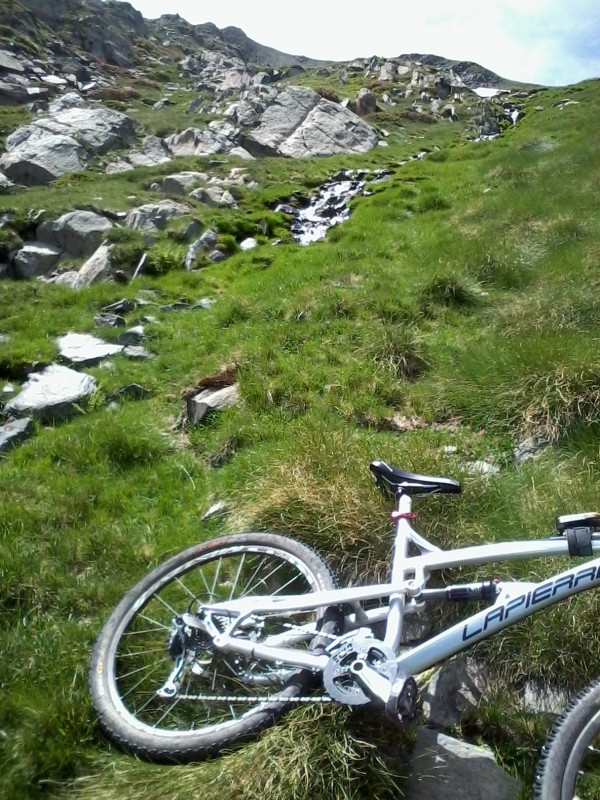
{"left": 187, "top": 384, "right": 240, "bottom": 424}
{"left": 4, "top": 365, "right": 97, "bottom": 420}
{"left": 406, "top": 728, "right": 520, "bottom": 800}
{"left": 0, "top": 417, "right": 34, "bottom": 453}
{"left": 57, "top": 333, "right": 123, "bottom": 366}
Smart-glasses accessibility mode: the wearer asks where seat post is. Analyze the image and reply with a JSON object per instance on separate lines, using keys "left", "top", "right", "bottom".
{"left": 384, "top": 490, "right": 413, "bottom": 651}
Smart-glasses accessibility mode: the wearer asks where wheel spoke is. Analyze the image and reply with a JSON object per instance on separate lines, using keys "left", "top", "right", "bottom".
{"left": 91, "top": 538, "right": 335, "bottom": 755}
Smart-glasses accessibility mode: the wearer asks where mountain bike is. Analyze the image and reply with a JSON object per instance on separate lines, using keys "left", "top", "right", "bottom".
{"left": 89, "top": 460, "right": 600, "bottom": 799}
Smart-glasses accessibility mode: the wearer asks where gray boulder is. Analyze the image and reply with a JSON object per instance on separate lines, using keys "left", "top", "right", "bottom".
{"left": 106, "top": 135, "right": 172, "bottom": 174}
{"left": 0, "top": 50, "right": 26, "bottom": 74}
{"left": 244, "top": 86, "right": 379, "bottom": 158}
{"left": 165, "top": 121, "right": 239, "bottom": 157}
{"left": 0, "top": 171, "right": 14, "bottom": 193}
{"left": 0, "top": 80, "right": 30, "bottom": 106}
{"left": 14, "top": 243, "right": 62, "bottom": 279}
{"left": 421, "top": 657, "right": 488, "bottom": 729}
{"left": 380, "top": 61, "right": 397, "bottom": 81}
{"left": 355, "top": 88, "right": 377, "bottom": 116}
{"left": 160, "top": 172, "right": 207, "bottom": 196}
{"left": 406, "top": 728, "right": 520, "bottom": 800}
{"left": 73, "top": 244, "right": 113, "bottom": 288}
{"left": 125, "top": 201, "right": 189, "bottom": 235}
{"left": 243, "top": 86, "right": 320, "bottom": 156}
{"left": 0, "top": 94, "right": 136, "bottom": 185}
{"left": 37, "top": 211, "right": 112, "bottom": 257}
{"left": 57, "top": 332, "right": 123, "bottom": 366}
{"left": 0, "top": 417, "right": 34, "bottom": 453}
{"left": 190, "top": 186, "right": 236, "bottom": 208}
{"left": 187, "top": 384, "right": 240, "bottom": 424}
{"left": 0, "top": 133, "right": 85, "bottom": 184}
{"left": 225, "top": 100, "right": 259, "bottom": 127}
{"left": 5, "top": 365, "right": 97, "bottom": 420}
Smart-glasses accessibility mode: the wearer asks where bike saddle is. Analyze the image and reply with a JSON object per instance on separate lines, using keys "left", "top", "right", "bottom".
{"left": 370, "top": 460, "right": 461, "bottom": 496}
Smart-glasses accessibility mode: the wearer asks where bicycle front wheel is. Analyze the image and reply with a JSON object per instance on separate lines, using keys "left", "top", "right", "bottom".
{"left": 90, "top": 532, "right": 338, "bottom": 762}
{"left": 534, "top": 677, "right": 600, "bottom": 799}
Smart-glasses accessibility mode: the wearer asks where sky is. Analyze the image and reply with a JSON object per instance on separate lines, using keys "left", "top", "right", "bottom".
{"left": 126, "top": 0, "right": 600, "bottom": 87}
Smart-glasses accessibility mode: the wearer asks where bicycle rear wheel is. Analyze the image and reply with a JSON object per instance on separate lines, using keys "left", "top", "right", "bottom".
{"left": 534, "top": 676, "right": 600, "bottom": 799}
{"left": 89, "top": 532, "right": 338, "bottom": 762}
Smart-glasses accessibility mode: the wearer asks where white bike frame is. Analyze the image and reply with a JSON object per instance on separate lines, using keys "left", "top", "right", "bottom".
{"left": 206, "top": 492, "right": 600, "bottom": 685}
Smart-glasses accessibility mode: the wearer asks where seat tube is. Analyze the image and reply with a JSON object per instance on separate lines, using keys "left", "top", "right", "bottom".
{"left": 384, "top": 491, "right": 412, "bottom": 651}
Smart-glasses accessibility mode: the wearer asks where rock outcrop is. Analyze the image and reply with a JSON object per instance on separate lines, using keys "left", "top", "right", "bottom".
{"left": 244, "top": 86, "right": 379, "bottom": 158}
{"left": 0, "top": 94, "right": 136, "bottom": 185}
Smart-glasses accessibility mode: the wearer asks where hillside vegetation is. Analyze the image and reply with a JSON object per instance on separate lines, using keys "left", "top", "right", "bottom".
{"left": 1, "top": 38, "right": 600, "bottom": 800}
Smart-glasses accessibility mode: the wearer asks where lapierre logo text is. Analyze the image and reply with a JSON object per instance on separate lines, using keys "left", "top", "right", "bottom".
{"left": 462, "top": 564, "right": 600, "bottom": 641}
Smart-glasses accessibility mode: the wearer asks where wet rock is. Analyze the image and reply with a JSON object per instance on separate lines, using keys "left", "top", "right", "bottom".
{"left": 57, "top": 333, "right": 123, "bottom": 366}
{"left": 187, "top": 384, "right": 240, "bottom": 424}
{"left": 0, "top": 417, "right": 34, "bottom": 453}
{"left": 406, "top": 728, "right": 520, "bottom": 800}
{"left": 4, "top": 365, "right": 97, "bottom": 421}
{"left": 277, "top": 171, "right": 371, "bottom": 245}
{"left": 14, "top": 243, "right": 62, "bottom": 279}
{"left": 37, "top": 211, "right": 112, "bottom": 257}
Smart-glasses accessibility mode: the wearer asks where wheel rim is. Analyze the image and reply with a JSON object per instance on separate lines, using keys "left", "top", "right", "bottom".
{"left": 106, "top": 544, "right": 323, "bottom": 737}
{"left": 561, "top": 709, "right": 600, "bottom": 799}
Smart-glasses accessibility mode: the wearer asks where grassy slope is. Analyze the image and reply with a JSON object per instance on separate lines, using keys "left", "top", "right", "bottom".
{"left": 1, "top": 78, "right": 600, "bottom": 799}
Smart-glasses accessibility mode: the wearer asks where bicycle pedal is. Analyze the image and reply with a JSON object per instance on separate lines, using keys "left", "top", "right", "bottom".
{"left": 385, "top": 676, "right": 418, "bottom": 727}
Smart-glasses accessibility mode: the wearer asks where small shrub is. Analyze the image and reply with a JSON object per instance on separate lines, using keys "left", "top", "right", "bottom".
{"left": 52, "top": 172, "right": 93, "bottom": 189}
{"left": 419, "top": 276, "right": 479, "bottom": 313}
{"left": 316, "top": 87, "right": 341, "bottom": 103}
{"left": 416, "top": 193, "right": 451, "bottom": 212}
{"left": 146, "top": 241, "right": 186, "bottom": 275}
{"left": 217, "top": 234, "right": 238, "bottom": 255}
{"left": 0, "top": 227, "right": 22, "bottom": 261}
{"left": 215, "top": 214, "right": 257, "bottom": 239}
{"left": 108, "top": 228, "right": 146, "bottom": 271}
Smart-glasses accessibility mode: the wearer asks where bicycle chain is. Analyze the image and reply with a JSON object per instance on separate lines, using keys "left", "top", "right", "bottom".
{"left": 176, "top": 694, "right": 333, "bottom": 703}
{"left": 174, "top": 625, "right": 345, "bottom": 704}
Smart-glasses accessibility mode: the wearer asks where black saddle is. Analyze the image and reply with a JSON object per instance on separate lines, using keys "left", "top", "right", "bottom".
{"left": 370, "top": 460, "right": 461, "bottom": 497}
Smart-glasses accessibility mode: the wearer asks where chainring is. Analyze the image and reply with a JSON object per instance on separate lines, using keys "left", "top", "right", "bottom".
{"left": 323, "top": 636, "right": 398, "bottom": 706}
